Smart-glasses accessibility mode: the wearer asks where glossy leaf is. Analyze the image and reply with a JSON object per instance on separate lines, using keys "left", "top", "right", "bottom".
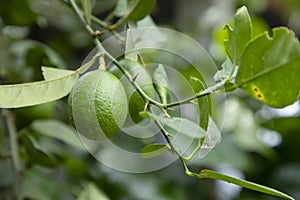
{"left": 224, "top": 6, "right": 252, "bottom": 66}
{"left": 153, "top": 64, "right": 170, "bottom": 104}
{"left": 189, "top": 76, "right": 211, "bottom": 130}
{"left": 160, "top": 117, "right": 206, "bottom": 139}
{"left": 0, "top": 53, "right": 100, "bottom": 108}
{"left": 127, "top": 0, "right": 156, "bottom": 21}
{"left": 42, "top": 67, "right": 75, "bottom": 80}
{"left": 213, "top": 59, "right": 237, "bottom": 91}
{"left": 236, "top": 27, "right": 300, "bottom": 108}
{"left": 140, "top": 143, "right": 170, "bottom": 158}
{"left": 0, "top": 71, "right": 78, "bottom": 108}
{"left": 31, "top": 119, "right": 84, "bottom": 150}
{"left": 78, "top": 183, "right": 110, "bottom": 200}
{"left": 200, "top": 169, "right": 294, "bottom": 200}
{"left": 213, "top": 58, "right": 234, "bottom": 82}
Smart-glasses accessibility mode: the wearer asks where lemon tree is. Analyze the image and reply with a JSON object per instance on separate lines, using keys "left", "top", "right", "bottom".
{"left": 0, "top": 1, "right": 299, "bottom": 200}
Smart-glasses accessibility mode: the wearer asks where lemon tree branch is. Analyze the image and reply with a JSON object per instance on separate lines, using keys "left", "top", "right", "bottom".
{"left": 68, "top": 0, "right": 163, "bottom": 107}
{"left": 165, "top": 80, "right": 226, "bottom": 108}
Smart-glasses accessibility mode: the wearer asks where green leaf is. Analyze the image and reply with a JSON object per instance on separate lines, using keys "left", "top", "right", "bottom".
{"left": 42, "top": 67, "right": 75, "bottom": 80}
{"left": 31, "top": 119, "right": 84, "bottom": 150}
{"left": 78, "top": 183, "right": 110, "bottom": 200}
{"left": 198, "top": 117, "right": 221, "bottom": 158}
{"left": 0, "top": 53, "right": 99, "bottom": 108}
{"left": 114, "top": 0, "right": 128, "bottom": 17}
{"left": 82, "top": 0, "right": 92, "bottom": 25}
{"left": 153, "top": 64, "right": 170, "bottom": 104}
{"left": 125, "top": 28, "right": 138, "bottom": 62}
{"left": 224, "top": 6, "right": 252, "bottom": 66}
{"left": 213, "top": 59, "right": 237, "bottom": 91}
{"left": 20, "top": 134, "right": 56, "bottom": 168}
{"left": 140, "top": 143, "right": 170, "bottom": 158}
{"left": 160, "top": 117, "right": 206, "bottom": 139}
{"left": 0, "top": 70, "right": 78, "bottom": 108}
{"left": 213, "top": 58, "right": 234, "bottom": 82}
{"left": 139, "top": 111, "right": 153, "bottom": 119}
{"left": 200, "top": 169, "right": 295, "bottom": 200}
{"left": 10, "top": 40, "right": 66, "bottom": 69}
{"left": 0, "top": 0, "right": 36, "bottom": 26}
{"left": 189, "top": 76, "right": 211, "bottom": 130}
{"left": 236, "top": 27, "right": 300, "bottom": 108}
{"left": 127, "top": 0, "right": 156, "bottom": 21}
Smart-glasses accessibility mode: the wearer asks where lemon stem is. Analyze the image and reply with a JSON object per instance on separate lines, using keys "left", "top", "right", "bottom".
{"left": 69, "top": 0, "right": 163, "bottom": 108}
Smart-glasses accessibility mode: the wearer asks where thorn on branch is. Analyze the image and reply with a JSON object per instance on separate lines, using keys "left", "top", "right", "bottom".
{"left": 131, "top": 73, "right": 139, "bottom": 82}
{"left": 166, "top": 107, "right": 175, "bottom": 111}
{"left": 143, "top": 102, "right": 150, "bottom": 112}
{"left": 92, "top": 30, "right": 108, "bottom": 38}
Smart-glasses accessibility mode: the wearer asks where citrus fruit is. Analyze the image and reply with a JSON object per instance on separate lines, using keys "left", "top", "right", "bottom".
{"left": 110, "top": 59, "right": 155, "bottom": 123}
{"left": 69, "top": 69, "right": 128, "bottom": 140}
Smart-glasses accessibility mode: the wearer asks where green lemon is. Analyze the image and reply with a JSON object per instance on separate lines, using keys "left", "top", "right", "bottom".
{"left": 69, "top": 69, "right": 127, "bottom": 140}
{"left": 111, "top": 59, "right": 155, "bottom": 124}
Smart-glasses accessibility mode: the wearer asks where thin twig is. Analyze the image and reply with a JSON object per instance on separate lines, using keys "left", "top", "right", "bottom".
{"left": 2, "top": 109, "right": 21, "bottom": 200}
{"left": 68, "top": 0, "right": 163, "bottom": 107}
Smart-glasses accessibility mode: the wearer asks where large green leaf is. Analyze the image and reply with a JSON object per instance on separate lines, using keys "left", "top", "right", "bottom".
{"left": 200, "top": 170, "right": 294, "bottom": 200}
{"left": 31, "top": 119, "right": 84, "bottom": 150}
{"left": 224, "top": 6, "right": 252, "bottom": 66}
{"left": 236, "top": 27, "right": 300, "bottom": 108}
{"left": 42, "top": 67, "right": 75, "bottom": 80}
{"left": 0, "top": 54, "right": 99, "bottom": 108}
{"left": 0, "top": 71, "right": 78, "bottom": 108}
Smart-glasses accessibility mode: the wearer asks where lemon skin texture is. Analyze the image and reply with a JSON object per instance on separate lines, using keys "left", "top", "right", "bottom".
{"left": 70, "top": 69, "right": 128, "bottom": 140}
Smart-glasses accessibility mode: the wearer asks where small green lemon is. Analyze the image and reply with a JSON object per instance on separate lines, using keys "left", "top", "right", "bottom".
{"left": 111, "top": 59, "right": 155, "bottom": 123}
{"left": 69, "top": 69, "right": 127, "bottom": 140}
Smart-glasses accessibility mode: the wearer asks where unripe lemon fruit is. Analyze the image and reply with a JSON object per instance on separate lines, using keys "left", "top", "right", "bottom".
{"left": 69, "top": 69, "right": 127, "bottom": 140}
{"left": 111, "top": 59, "right": 155, "bottom": 124}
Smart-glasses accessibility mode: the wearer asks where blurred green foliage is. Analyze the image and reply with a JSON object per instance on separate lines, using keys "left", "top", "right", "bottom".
{"left": 0, "top": 0, "right": 299, "bottom": 199}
